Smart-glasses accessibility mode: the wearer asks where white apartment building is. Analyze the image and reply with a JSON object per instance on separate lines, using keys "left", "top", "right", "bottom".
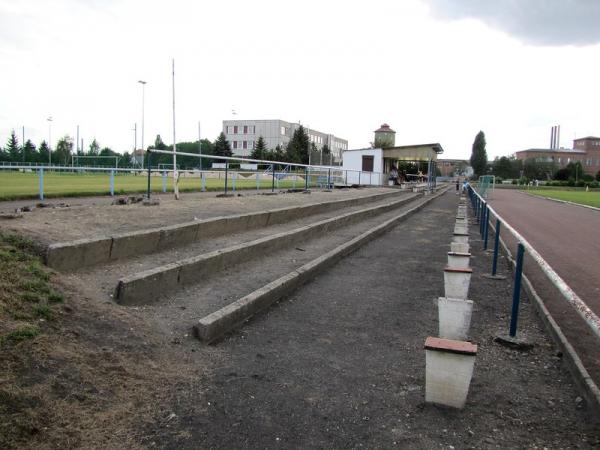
{"left": 222, "top": 119, "right": 348, "bottom": 162}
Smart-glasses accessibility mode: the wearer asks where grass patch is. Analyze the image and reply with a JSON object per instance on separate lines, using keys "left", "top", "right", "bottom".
{"left": 2, "top": 326, "right": 40, "bottom": 343}
{"left": 525, "top": 189, "right": 600, "bottom": 208}
{"left": 0, "top": 171, "right": 310, "bottom": 200}
{"left": 0, "top": 232, "right": 64, "bottom": 344}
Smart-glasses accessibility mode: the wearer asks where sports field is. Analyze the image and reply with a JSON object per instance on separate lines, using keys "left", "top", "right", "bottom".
{"left": 0, "top": 171, "right": 311, "bottom": 200}
{"left": 525, "top": 189, "right": 600, "bottom": 208}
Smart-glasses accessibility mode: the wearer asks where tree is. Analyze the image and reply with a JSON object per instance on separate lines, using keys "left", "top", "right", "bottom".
{"left": 214, "top": 132, "right": 232, "bottom": 159}
{"left": 522, "top": 158, "right": 556, "bottom": 181}
{"left": 322, "top": 143, "right": 331, "bottom": 165}
{"left": 251, "top": 136, "right": 267, "bottom": 160}
{"left": 470, "top": 131, "right": 487, "bottom": 178}
{"left": 39, "top": 140, "right": 50, "bottom": 162}
{"left": 492, "top": 155, "right": 521, "bottom": 179}
{"left": 285, "top": 125, "right": 309, "bottom": 164}
{"left": 6, "top": 130, "right": 20, "bottom": 162}
{"left": 154, "top": 135, "right": 167, "bottom": 150}
{"left": 54, "top": 135, "right": 73, "bottom": 165}
{"left": 23, "top": 140, "right": 37, "bottom": 162}
{"left": 88, "top": 139, "right": 100, "bottom": 156}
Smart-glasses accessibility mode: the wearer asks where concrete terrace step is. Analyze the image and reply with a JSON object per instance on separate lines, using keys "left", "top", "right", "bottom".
{"left": 114, "top": 193, "right": 421, "bottom": 305}
{"left": 193, "top": 190, "right": 446, "bottom": 343}
{"left": 44, "top": 189, "right": 407, "bottom": 271}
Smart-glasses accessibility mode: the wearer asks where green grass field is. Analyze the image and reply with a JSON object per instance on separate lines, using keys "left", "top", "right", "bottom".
{"left": 525, "top": 189, "right": 600, "bottom": 208}
{"left": 0, "top": 171, "right": 315, "bottom": 200}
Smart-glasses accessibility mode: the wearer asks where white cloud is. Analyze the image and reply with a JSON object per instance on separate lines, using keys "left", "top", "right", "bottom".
{"left": 1, "top": 0, "right": 600, "bottom": 162}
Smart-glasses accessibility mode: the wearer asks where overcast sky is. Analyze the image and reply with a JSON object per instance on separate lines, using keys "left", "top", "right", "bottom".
{"left": 1, "top": 0, "right": 600, "bottom": 160}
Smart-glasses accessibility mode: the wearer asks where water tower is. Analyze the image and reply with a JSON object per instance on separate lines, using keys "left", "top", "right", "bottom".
{"left": 374, "top": 123, "right": 396, "bottom": 148}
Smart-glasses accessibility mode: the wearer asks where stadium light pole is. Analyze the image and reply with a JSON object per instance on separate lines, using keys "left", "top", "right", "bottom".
{"left": 138, "top": 80, "right": 146, "bottom": 168}
{"left": 47, "top": 116, "right": 53, "bottom": 166}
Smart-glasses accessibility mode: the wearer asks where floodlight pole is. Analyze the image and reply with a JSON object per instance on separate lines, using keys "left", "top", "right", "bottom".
{"left": 47, "top": 117, "right": 53, "bottom": 166}
{"left": 138, "top": 80, "right": 146, "bottom": 169}
{"left": 172, "top": 59, "right": 179, "bottom": 200}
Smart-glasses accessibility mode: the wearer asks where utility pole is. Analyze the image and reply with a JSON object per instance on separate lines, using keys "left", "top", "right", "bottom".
{"left": 172, "top": 59, "right": 179, "bottom": 200}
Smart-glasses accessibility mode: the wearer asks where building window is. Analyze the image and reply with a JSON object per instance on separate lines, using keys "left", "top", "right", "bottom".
{"left": 362, "top": 155, "right": 374, "bottom": 172}
{"left": 234, "top": 125, "right": 238, "bottom": 134}
{"left": 250, "top": 126, "right": 255, "bottom": 134}
{"left": 281, "top": 126, "right": 286, "bottom": 136}
{"left": 249, "top": 141, "right": 254, "bottom": 150}
{"left": 233, "top": 141, "right": 238, "bottom": 149}
{"left": 243, "top": 141, "right": 248, "bottom": 149}
{"left": 243, "top": 125, "right": 248, "bottom": 134}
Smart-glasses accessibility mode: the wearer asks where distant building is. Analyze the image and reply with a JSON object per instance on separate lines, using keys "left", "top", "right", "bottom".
{"left": 515, "top": 148, "right": 587, "bottom": 172}
{"left": 515, "top": 134, "right": 600, "bottom": 176}
{"left": 437, "top": 159, "right": 472, "bottom": 178}
{"left": 222, "top": 119, "right": 348, "bottom": 162}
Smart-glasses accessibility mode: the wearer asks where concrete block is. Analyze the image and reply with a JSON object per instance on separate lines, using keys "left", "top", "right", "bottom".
{"left": 115, "top": 262, "right": 181, "bottom": 305}
{"left": 444, "top": 267, "right": 472, "bottom": 299}
{"left": 454, "top": 225, "right": 468, "bottom": 234}
{"left": 438, "top": 297, "right": 474, "bottom": 340}
{"left": 110, "top": 229, "right": 161, "bottom": 260}
{"left": 453, "top": 232, "right": 469, "bottom": 244}
{"left": 196, "top": 216, "right": 229, "bottom": 239}
{"left": 425, "top": 336, "right": 477, "bottom": 409}
{"left": 194, "top": 270, "right": 302, "bottom": 343}
{"left": 447, "top": 251, "right": 471, "bottom": 269}
{"left": 158, "top": 222, "right": 199, "bottom": 250}
{"left": 450, "top": 242, "right": 470, "bottom": 253}
{"left": 45, "top": 237, "right": 112, "bottom": 271}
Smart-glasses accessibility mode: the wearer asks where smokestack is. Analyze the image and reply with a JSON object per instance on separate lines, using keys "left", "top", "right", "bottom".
{"left": 550, "top": 126, "right": 555, "bottom": 149}
{"left": 557, "top": 125, "right": 560, "bottom": 149}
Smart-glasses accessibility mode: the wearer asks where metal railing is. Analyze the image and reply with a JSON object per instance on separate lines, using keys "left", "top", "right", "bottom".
{"left": 467, "top": 184, "right": 600, "bottom": 339}
{"left": 0, "top": 152, "right": 392, "bottom": 200}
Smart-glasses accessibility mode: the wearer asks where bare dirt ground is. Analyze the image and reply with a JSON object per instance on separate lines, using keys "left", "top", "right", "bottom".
{"left": 0, "top": 188, "right": 393, "bottom": 245}
{"left": 489, "top": 189, "right": 600, "bottom": 394}
{"left": 1, "top": 189, "right": 599, "bottom": 449}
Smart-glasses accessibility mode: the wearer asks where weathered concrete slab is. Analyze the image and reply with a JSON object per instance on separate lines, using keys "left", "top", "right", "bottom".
{"left": 110, "top": 229, "right": 162, "bottom": 260}
{"left": 45, "top": 190, "right": 406, "bottom": 271}
{"left": 45, "top": 237, "right": 112, "bottom": 271}
{"left": 193, "top": 188, "right": 448, "bottom": 343}
{"left": 115, "top": 262, "right": 182, "bottom": 306}
{"left": 115, "top": 194, "right": 421, "bottom": 304}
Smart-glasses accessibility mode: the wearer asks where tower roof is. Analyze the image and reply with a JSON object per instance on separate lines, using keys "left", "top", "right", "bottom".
{"left": 374, "top": 123, "right": 395, "bottom": 133}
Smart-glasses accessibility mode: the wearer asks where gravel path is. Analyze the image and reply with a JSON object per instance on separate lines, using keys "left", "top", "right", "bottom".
{"left": 137, "top": 191, "right": 599, "bottom": 449}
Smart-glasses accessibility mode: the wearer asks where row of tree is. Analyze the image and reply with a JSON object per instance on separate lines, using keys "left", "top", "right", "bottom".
{"left": 468, "top": 130, "right": 600, "bottom": 182}
{"left": 0, "top": 125, "right": 333, "bottom": 169}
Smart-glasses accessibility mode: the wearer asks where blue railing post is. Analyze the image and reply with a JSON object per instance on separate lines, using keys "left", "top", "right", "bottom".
{"left": 271, "top": 164, "right": 275, "bottom": 192}
{"left": 38, "top": 167, "right": 44, "bottom": 201}
{"left": 162, "top": 171, "right": 167, "bottom": 193}
{"left": 492, "top": 219, "right": 501, "bottom": 276}
{"left": 483, "top": 205, "right": 489, "bottom": 250}
{"left": 509, "top": 243, "right": 526, "bottom": 337}
{"left": 146, "top": 151, "right": 152, "bottom": 199}
{"left": 328, "top": 168, "right": 331, "bottom": 189}
{"left": 305, "top": 167, "right": 309, "bottom": 190}
{"left": 110, "top": 170, "right": 115, "bottom": 196}
{"left": 224, "top": 163, "right": 229, "bottom": 195}
{"left": 480, "top": 201, "right": 486, "bottom": 236}
{"left": 256, "top": 172, "right": 260, "bottom": 191}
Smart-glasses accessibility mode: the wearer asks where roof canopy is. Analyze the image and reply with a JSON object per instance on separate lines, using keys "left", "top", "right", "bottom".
{"left": 382, "top": 143, "right": 443, "bottom": 161}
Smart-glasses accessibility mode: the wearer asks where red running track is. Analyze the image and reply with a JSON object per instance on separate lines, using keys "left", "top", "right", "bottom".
{"left": 488, "top": 188, "right": 600, "bottom": 388}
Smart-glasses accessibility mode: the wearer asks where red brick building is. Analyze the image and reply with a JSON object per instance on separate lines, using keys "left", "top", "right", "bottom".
{"left": 573, "top": 136, "right": 600, "bottom": 176}
{"left": 514, "top": 136, "right": 600, "bottom": 176}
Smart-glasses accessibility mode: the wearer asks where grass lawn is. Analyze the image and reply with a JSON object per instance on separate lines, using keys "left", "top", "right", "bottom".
{"left": 0, "top": 171, "right": 316, "bottom": 200}
{"left": 525, "top": 188, "right": 600, "bottom": 208}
